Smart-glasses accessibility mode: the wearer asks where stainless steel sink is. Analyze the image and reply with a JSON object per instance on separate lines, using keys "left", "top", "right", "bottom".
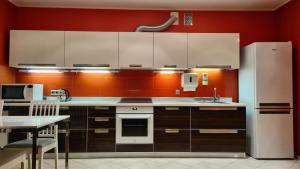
{"left": 194, "top": 98, "right": 229, "bottom": 104}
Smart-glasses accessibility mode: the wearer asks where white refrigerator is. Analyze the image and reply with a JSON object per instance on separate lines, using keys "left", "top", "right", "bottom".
{"left": 239, "top": 42, "right": 294, "bottom": 159}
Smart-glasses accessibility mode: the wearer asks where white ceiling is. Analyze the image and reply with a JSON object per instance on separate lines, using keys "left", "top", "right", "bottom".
{"left": 9, "top": 0, "right": 291, "bottom": 11}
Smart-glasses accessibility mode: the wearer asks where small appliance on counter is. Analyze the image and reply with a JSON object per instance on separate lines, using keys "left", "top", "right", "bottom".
{"left": 50, "top": 89, "right": 71, "bottom": 102}
{"left": 0, "top": 84, "right": 43, "bottom": 102}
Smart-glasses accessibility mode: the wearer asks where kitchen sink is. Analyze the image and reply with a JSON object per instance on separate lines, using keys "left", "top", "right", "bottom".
{"left": 194, "top": 98, "right": 229, "bottom": 104}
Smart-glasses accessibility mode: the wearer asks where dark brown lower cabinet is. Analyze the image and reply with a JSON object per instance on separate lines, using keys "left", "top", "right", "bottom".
{"left": 191, "top": 130, "right": 246, "bottom": 152}
{"left": 8, "top": 131, "right": 27, "bottom": 143}
{"left": 87, "top": 129, "right": 115, "bottom": 152}
{"left": 116, "top": 144, "right": 153, "bottom": 152}
{"left": 58, "top": 130, "right": 87, "bottom": 153}
{"left": 154, "top": 129, "right": 190, "bottom": 152}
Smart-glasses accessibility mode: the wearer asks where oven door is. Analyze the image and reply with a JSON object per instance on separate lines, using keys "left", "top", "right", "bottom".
{"left": 116, "top": 114, "right": 153, "bottom": 144}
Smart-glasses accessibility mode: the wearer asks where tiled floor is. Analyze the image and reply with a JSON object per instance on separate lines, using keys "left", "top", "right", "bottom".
{"left": 11, "top": 157, "right": 300, "bottom": 169}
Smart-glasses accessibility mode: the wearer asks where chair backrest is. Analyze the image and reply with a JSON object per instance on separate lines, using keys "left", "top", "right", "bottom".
{"left": 0, "top": 100, "right": 4, "bottom": 116}
{"left": 28, "top": 101, "right": 60, "bottom": 139}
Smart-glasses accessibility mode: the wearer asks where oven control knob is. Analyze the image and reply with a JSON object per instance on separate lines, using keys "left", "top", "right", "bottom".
{"left": 132, "top": 107, "right": 138, "bottom": 111}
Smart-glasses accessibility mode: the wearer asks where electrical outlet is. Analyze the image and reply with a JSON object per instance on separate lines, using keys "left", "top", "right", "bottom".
{"left": 170, "top": 12, "right": 179, "bottom": 25}
{"left": 51, "top": 89, "right": 64, "bottom": 96}
{"left": 176, "top": 89, "right": 181, "bottom": 95}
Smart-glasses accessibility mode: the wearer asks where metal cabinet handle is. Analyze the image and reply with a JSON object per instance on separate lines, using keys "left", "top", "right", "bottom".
{"left": 18, "top": 64, "right": 57, "bottom": 67}
{"left": 195, "top": 65, "right": 231, "bottom": 69}
{"left": 199, "top": 129, "right": 238, "bottom": 134}
{"left": 60, "top": 106, "right": 70, "bottom": 110}
{"left": 164, "top": 65, "right": 177, "bottom": 68}
{"left": 165, "top": 129, "right": 180, "bottom": 133}
{"left": 94, "top": 129, "right": 109, "bottom": 134}
{"left": 198, "top": 107, "right": 237, "bottom": 111}
{"left": 165, "top": 107, "right": 180, "bottom": 111}
{"left": 73, "top": 64, "right": 110, "bottom": 68}
{"left": 129, "top": 64, "right": 143, "bottom": 68}
{"left": 94, "top": 117, "right": 110, "bottom": 122}
{"left": 94, "top": 107, "right": 110, "bottom": 110}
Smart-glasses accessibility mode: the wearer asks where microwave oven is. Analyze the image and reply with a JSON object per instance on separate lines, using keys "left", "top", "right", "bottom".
{"left": 0, "top": 84, "right": 43, "bottom": 102}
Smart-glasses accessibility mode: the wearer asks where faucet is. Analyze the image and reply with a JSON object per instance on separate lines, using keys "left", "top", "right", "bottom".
{"left": 213, "top": 87, "right": 220, "bottom": 102}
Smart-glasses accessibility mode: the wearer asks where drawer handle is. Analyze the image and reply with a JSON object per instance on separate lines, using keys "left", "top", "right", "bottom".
{"left": 94, "top": 117, "right": 110, "bottom": 122}
{"left": 199, "top": 129, "right": 238, "bottom": 134}
{"left": 129, "top": 64, "right": 143, "bottom": 68}
{"left": 198, "top": 107, "right": 238, "bottom": 111}
{"left": 94, "top": 107, "right": 110, "bottom": 110}
{"left": 165, "top": 107, "right": 180, "bottom": 111}
{"left": 73, "top": 64, "right": 110, "bottom": 68}
{"left": 164, "top": 65, "right": 177, "bottom": 68}
{"left": 165, "top": 129, "right": 180, "bottom": 133}
{"left": 94, "top": 129, "right": 109, "bottom": 134}
{"left": 60, "top": 106, "right": 70, "bottom": 110}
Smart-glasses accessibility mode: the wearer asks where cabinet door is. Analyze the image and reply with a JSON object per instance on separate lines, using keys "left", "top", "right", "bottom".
{"left": 154, "top": 33, "right": 187, "bottom": 69}
{"left": 154, "top": 107, "right": 190, "bottom": 129}
{"left": 58, "top": 130, "right": 87, "bottom": 152}
{"left": 119, "top": 32, "right": 153, "bottom": 69}
{"left": 65, "top": 32, "right": 119, "bottom": 68}
{"left": 59, "top": 106, "right": 87, "bottom": 130}
{"left": 154, "top": 129, "right": 190, "bottom": 152}
{"left": 9, "top": 30, "right": 65, "bottom": 67}
{"left": 188, "top": 33, "right": 240, "bottom": 69}
{"left": 87, "top": 129, "right": 115, "bottom": 152}
{"left": 191, "top": 107, "right": 245, "bottom": 129}
{"left": 191, "top": 130, "right": 245, "bottom": 152}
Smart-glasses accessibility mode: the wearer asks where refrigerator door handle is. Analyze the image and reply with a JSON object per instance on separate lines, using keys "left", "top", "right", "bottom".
{"left": 259, "top": 109, "right": 291, "bottom": 114}
{"left": 259, "top": 103, "right": 291, "bottom": 109}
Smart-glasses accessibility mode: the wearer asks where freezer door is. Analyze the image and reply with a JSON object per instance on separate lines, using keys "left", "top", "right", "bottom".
{"left": 255, "top": 109, "right": 293, "bottom": 158}
{"left": 255, "top": 42, "right": 293, "bottom": 108}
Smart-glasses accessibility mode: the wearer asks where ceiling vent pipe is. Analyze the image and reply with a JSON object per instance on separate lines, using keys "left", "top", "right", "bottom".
{"left": 135, "top": 15, "right": 178, "bottom": 32}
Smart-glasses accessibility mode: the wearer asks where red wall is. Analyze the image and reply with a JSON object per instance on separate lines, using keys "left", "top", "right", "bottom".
{"left": 0, "top": 0, "right": 16, "bottom": 83}
{"left": 12, "top": 8, "right": 276, "bottom": 101}
{"left": 276, "top": 0, "right": 300, "bottom": 155}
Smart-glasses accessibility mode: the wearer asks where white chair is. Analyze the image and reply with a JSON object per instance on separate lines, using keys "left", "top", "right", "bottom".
{"left": 5, "top": 101, "right": 60, "bottom": 169}
{"left": 0, "top": 100, "right": 4, "bottom": 116}
{"left": 0, "top": 149, "right": 27, "bottom": 169}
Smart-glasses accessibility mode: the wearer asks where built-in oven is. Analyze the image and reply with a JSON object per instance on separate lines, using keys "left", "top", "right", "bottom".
{"left": 116, "top": 106, "right": 153, "bottom": 144}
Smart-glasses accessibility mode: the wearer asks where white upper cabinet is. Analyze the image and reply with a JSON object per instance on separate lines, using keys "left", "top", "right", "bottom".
{"left": 9, "top": 30, "right": 65, "bottom": 67}
{"left": 119, "top": 32, "right": 154, "bottom": 69}
{"left": 65, "top": 31, "right": 119, "bottom": 68}
{"left": 154, "top": 33, "right": 188, "bottom": 69}
{"left": 188, "top": 33, "right": 240, "bottom": 69}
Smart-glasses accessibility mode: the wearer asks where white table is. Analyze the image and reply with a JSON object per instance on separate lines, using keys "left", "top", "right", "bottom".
{"left": 0, "top": 116, "right": 70, "bottom": 169}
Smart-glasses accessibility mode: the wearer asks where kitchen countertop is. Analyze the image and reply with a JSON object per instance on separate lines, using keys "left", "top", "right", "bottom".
{"left": 4, "top": 97, "right": 245, "bottom": 107}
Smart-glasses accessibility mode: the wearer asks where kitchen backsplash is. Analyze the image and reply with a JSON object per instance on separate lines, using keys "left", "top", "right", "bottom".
{"left": 16, "top": 69, "right": 238, "bottom": 102}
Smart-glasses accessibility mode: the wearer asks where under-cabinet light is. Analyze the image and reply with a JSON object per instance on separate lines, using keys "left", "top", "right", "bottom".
{"left": 159, "top": 70, "right": 178, "bottom": 74}
{"left": 80, "top": 70, "right": 112, "bottom": 74}
{"left": 20, "top": 70, "right": 64, "bottom": 73}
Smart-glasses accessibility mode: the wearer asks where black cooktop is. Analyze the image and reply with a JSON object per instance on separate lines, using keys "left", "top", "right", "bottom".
{"left": 119, "top": 97, "right": 152, "bottom": 103}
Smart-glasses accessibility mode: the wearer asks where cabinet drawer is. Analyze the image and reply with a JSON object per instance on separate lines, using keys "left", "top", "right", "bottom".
{"left": 87, "top": 129, "right": 115, "bottom": 152}
{"left": 191, "top": 130, "right": 246, "bottom": 152}
{"left": 154, "top": 129, "right": 190, "bottom": 152}
{"left": 191, "top": 107, "right": 245, "bottom": 129}
{"left": 88, "top": 106, "right": 116, "bottom": 117}
{"left": 58, "top": 130, "right": 87, "bottom": 153}
{"left": 154, "top": 107, "right": 190, "bottom": 129}
{"left": 59, "top": 106, "right": 87, "bottom": 130}
{"left": 88, "top": 117, "right": 115, "bottom": 129}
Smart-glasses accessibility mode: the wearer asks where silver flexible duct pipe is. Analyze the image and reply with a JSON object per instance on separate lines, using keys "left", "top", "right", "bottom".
{"left": 135, "top": 15, "right": 178, "bottom": 32}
